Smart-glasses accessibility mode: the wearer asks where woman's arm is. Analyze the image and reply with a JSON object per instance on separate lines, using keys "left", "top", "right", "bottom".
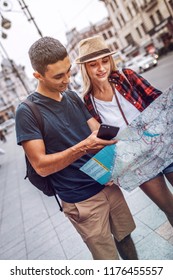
{"left": 87, "top": 117, "right": 100, "bottom": 132}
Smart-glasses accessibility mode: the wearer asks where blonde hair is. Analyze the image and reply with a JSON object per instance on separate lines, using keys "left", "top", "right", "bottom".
{"left": 81, "top": 56, "right": 118, "bottom": 97}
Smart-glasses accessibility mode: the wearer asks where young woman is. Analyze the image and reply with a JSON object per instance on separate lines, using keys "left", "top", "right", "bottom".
{"left": 75, "top": 35, "right": 173, "bottom": 226}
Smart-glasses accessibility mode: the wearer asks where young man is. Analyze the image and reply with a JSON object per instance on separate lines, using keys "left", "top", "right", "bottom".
{"left": 15, "top": 37, "right": 138, "bottom": 260}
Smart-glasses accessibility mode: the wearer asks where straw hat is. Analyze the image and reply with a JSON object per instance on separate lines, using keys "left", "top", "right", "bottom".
{"left": 75, "top": 35, "right": 116, "bottom": 64}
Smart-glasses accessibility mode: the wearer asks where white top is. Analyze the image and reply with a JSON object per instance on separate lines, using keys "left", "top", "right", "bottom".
{"left": 92, "top": 89, "right": 140, "bottom": 133}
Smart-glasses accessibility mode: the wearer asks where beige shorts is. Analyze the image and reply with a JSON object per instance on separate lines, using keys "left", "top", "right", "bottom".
{"left": 62, "top": 184, "right": 135, "bottom": 260}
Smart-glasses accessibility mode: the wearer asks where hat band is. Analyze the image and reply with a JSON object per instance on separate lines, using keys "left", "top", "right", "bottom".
{"left": 79, "top": 48, "right": 111, "bottom": 63}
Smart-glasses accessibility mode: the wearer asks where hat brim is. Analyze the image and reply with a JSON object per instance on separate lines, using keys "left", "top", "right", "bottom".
{"left": 75, "top": 50, "right": 117, "bottom": 64}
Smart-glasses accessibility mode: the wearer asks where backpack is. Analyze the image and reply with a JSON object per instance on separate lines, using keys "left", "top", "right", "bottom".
{"left": 22, "top": 98, "right": 63, "bottom": 211}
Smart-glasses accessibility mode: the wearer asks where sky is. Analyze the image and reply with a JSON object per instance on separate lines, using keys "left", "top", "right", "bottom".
{"left": 0, "top": 0, "right": 108, "bottom": 77}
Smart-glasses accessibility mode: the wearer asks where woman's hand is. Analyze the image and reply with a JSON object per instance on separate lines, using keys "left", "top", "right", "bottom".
{"left": 105, "top": 180, "right": 114, "bottom": 187}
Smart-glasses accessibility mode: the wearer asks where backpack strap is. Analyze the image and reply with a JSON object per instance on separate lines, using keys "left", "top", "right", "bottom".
{"left": 22, "top": 99, "right": 63, "bottom": 212}
{"left": 23, "top": 99, "right": 44, "bottom": 133}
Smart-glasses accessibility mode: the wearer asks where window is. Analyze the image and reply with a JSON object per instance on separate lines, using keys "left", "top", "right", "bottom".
{"left": 125, "top": 34, "right": 135, "bottom": 45}
{"left": 117, "top": 17, "right": 122, "bottom": 28}
{"left": 127, "top": 7, "right": 133, "bottom": 18}
{"left": 136, "top": 27, "right": 142, "bottom": 38}
{"left": 156, "top": 10, "right": 163, "bottom": 22}
{"left": 141, "top": 23, "right": 147, "bottom": 34}
{"left": 4, "top": 77, "right": 13, "bottom": 87}
{"left": 169, "top": 0, "right": 173, "bottom": 10}
{"left": 113, "top": 42, "right": 118, "bottom": 49}
{"left": 108, "top": 30, "right": 113, "bottom": 38}
{"left": 102, "top": 33, "right": 107, "bottom": 40}
{"left": 120, "top": 13, "right": 126, "bottom": 24}
{"left": 132, "top": 1, "right": 138, "bottom": 13}
{"left": 110, "top": 3, "right": 115, "bottom": 12}
{"left": 150, "top": 15, "right": 156, "bottom": 27}
{"left": 113, "top": 0, "right": 118, "bottom": 8}
{"left": 108, "top": 44, "right": 113, "bottom": 51}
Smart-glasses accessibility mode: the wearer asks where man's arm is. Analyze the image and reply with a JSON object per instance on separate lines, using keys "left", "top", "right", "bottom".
{"left": 22, "top": 130, "right": 116, "bottom": 177}
{"left": 87, "top": 117, "right": 100, "bottom": 132}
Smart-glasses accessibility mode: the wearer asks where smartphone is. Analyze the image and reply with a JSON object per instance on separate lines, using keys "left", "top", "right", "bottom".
{"left": 97, "top": 124, "right": 120, "bottom": 140}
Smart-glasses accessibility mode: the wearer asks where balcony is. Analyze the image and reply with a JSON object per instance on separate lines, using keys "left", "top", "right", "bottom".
{"left": 141, "top": 0, "right": 158, "bottom": 12}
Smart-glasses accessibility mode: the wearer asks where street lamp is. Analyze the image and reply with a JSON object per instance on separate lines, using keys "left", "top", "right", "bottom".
{"left": 0, "top": 0, "right": 12, "bottom": 29}
{"left": 0, "top": 0, "right": 43, "bottom": 95}
{"left": 0, "top": 12, "right": 11, "bottom": 38}
{"left": 1, "top": 30, "right": 7, "bottom": 38}
{"left": 0, "top": 0, "right": 12, "bottom": 12}
{"left": 0, "top": 7, "right": 29, "bottom": 95}
{"left": 1, "top": 15, "right": 11, "bottom": 29}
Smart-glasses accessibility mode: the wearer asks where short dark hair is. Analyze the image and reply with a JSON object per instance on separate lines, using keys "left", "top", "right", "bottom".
{"left": 28, "top": 36, "right": 68, "bottom": 75}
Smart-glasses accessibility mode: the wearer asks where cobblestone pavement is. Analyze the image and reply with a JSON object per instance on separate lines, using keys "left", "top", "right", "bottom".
{"left": 0, "top": 128, "right": 173, "bottom": 260}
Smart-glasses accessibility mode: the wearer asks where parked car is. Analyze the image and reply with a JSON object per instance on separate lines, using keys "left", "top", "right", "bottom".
{"left": 151, "top": 52, "right": 159, "bottom": 60}
{"left": 137, "top": 55, "right": 158, "bottom": 73}
{"left": 125, "top": 54, "right": 158, "bottom": 73}
{"left": 124, "top": 58, "right": 140, "bottom": 73}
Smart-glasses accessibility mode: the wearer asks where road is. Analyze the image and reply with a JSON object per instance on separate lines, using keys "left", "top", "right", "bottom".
{"left": 142, "top": 51, "right": 173, "bottom": 91}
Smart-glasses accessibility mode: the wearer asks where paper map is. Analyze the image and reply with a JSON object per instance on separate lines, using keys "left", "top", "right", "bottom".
{"left": 80, "top": 84, "right": 173, "bottom": 192}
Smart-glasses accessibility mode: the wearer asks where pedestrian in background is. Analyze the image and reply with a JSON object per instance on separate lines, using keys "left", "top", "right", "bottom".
{"left": 0, "top": 129, "right": 7, "bottom": 143}
{"left": 76, "top": 35, "right": 173, "bottom": 227}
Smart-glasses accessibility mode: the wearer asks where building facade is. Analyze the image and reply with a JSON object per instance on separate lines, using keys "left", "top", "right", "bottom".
{"left": 0, "top": 59, "right": 34, "bottom": 123}
{"left": 66, "top": 0, "right": 173, "bottom": 89}
{"left": 100, "top": 0, "right": 173, "bottom": 57}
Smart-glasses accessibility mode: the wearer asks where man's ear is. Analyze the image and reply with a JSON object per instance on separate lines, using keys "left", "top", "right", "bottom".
{"left": 33, "top": 71, "right": 43, "bottom": 80}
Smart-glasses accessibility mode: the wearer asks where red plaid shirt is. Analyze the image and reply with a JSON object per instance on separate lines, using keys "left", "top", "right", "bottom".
{"left": 84, "top": 68, "right": 162, "bottom": 123}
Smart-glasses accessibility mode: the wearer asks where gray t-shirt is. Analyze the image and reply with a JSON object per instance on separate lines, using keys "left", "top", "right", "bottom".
{"left": 15, "top": 90, "right": 104, "bottom": 203}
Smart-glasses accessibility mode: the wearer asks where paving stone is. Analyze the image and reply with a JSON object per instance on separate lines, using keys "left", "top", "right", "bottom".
{"left": 50, "top": 212, "right": 68, "bottom": 228}
{"left": 135, "top": 203, "right": 167, "bottom": 230}
{"left": 0, "top": 224, "right": 24, "bottom": 249}
{"left": 124, "top": 188, "right": 152, "bottom": 215}
{"left": 0, "top": 236, "right": 25, "bottom": 256}
{"left": 164, "top": 250, "right": 173, "bottom": 259}
{"left": 23, "top": 209, "right": 49, "bottom": 233}
{"left": 168, "top": 236, "right": 173, "bottom": 245}
{"left": 132, "top": 217, "right": 153, "bottom": 243}
{"left": 40, "top": 194, "right": 60, "bottom": 217}
{"left": 0, "top": 241, "right": 26, "bottom": 260}
{"left": 37, "top": 244, "right": 67, "bottom": 260}
{"left": 25, "top": 220, "right": 55, "bottom": 253}
{"left": 135, "top": 232, "right": 173, "bottom": 260}
{"left": 55, "top": 219, "right": 77, "bottom": 242}
{"left": 61, "top": 234, "right": 88, "bottom": 260}
{"left": 27, "top": 235, "right": 65, "bottom": 259}
{"left": 0, "top": 212, "right": 23, "bottom": 235}
{"left": 156, "top": 221, "right": 173, "bottom": 240}
{"left": 1, "top": 200, "right": 21, "bottom": 219}
{"left": 21, "top": 200, "right": 46, "bottom": 220}
{"left": 72, "top": 249, "right": 92, "bottom": 260}
{"left": 26, "top": 229, "right": 58, "bottom": 254}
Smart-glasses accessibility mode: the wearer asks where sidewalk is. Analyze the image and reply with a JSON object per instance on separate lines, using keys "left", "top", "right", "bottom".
{"left": 0, "top": 128, "right": 173, "bottom": 260}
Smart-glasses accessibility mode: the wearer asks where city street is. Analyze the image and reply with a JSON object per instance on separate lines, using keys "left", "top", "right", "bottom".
{"left": 0, "top": 52, "right": 173, "bottom": 260}
{"left": 142, "top": 51, "right": 173, "bottom": 91}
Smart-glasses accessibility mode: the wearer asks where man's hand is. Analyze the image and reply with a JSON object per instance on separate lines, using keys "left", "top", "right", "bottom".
{"left": 85, "top": 130, "right": 117, "bottom": 154}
